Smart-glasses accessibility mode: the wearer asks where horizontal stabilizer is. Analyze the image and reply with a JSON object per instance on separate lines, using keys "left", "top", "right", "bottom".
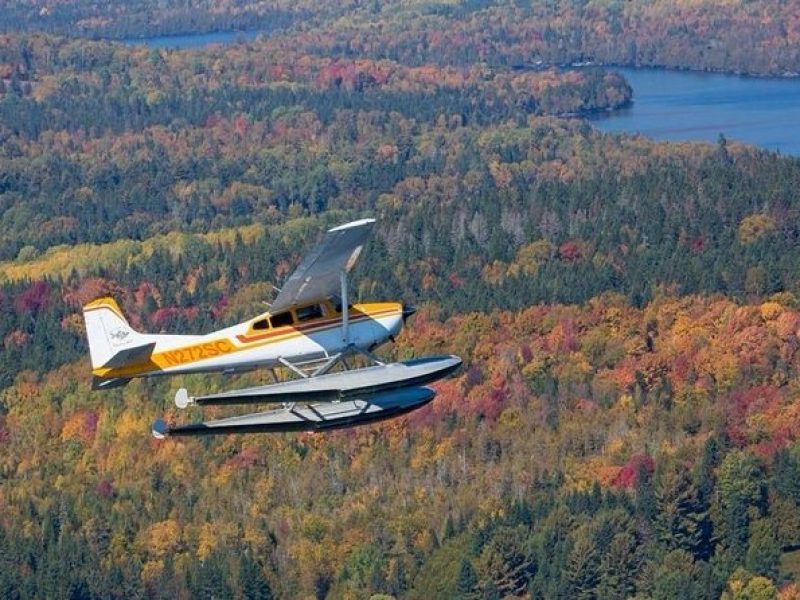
{"left": 154, "top": 386, "right": 435, "bottom": 437}
{"left": 101, "top": 342, "right": 156, "bottom": 369}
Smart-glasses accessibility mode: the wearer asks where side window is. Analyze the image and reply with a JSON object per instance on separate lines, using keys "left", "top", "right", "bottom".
{"left": 270, "top": 311, "right": 294, "bottom": 328}
{"left": 296, "top": 304, "right": 323, "bottom": 322}
{"left": 252, "top": 318, "right": 269, "bottom": 331}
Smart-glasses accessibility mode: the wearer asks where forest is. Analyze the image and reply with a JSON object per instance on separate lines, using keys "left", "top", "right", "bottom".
{"left": 2, "top": 1, "right": 800, "bottom": 75}
{"left": 6, "top": 293, "right": 800, "bottom": 598}
{"left": 3, "top": 1, "right": 800, "bottom": 598}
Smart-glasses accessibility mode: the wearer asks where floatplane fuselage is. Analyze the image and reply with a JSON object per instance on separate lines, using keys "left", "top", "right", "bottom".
{"left": 84, "top": 296, "right": 407, "bottom": 389}
{"left": 83, "top": 218, "right": 459, "bottom": 438}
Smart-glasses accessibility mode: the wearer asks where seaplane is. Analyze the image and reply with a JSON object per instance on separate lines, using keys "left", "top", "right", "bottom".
{"left": 82, "top": 219, "right": 461, "bottom": 437}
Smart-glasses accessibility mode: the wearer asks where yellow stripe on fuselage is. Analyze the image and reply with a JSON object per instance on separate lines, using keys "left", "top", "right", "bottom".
{"left": 92, "top": 303, "right": 401, "bottom": 379}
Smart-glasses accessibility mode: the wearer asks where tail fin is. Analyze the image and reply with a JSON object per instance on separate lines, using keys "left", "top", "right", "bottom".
{"left": 82, "top": 297, "right": 147, "bottom": 370}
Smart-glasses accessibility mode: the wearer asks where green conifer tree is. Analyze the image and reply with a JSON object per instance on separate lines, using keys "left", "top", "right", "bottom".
{"left": 567, "top": 532, "right": 599, "bottom": 600}
{"left": 456, "top": 558, "right": 478, "bottom": 598}
{"left": 652, "top": 550, "right": 698, "bottom": 600}
{"left": 597, "top": 533, "right": 639, "bottom": 600}
{"left": 654, "top": 462, "right": 709, "bottom": 558}
{"left": 745, "top": 520, "right": 780, "bottom": 581}
{"left": 239, "top": 554, "right": 273, "bottom": 600}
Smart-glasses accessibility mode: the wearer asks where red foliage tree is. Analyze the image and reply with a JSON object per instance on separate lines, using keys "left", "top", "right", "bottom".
{"left": 14, "top": 280, "right": 49, "bottom": 315}
{"left": 612, "top": 454, "right": 654, "bottom": 489}
{"left": 558, "top": 240, "right": 583, "bottom": 262}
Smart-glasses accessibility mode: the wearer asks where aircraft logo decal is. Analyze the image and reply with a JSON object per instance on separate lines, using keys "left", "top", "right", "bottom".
{"left": 109, "top": 328, "right": 131, "bottom": 345}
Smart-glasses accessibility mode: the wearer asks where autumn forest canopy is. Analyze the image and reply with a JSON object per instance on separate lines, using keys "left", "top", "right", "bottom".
{"left": 3, "top": 0, "right": 800, "bottom": 76}
{"left": 3, "top": 1, "right": 800, "bottom": 599}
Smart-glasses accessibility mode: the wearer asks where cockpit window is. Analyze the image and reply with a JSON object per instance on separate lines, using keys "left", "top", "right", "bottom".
{"left": 270, "top": 311, "right": 294, "bottom": 328}
{"left": 334, "top": 302, "right": 352, "bottom": 314}
{"left": 252, "top": 318, "right": 270, "bottom": 331}
{"left": 296, "top": 304, "right": 323, "bottom": 322}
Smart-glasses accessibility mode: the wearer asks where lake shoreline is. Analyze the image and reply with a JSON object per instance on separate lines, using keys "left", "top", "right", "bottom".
{"left": 99, "top": 31, "right": 800, "bottom": 156}
{"left": 116, "top": 28, "right": 267, "bottom": 49}
{"left": 572, "top": 61, "right": 800, "bottom": 81}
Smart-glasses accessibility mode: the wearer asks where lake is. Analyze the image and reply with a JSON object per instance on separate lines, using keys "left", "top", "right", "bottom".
{"left": 120, "top": 30, "right": 800, "bottom": 156}
{"left": 120, "top": 29, "right": 262, "bottom": 50}
{"left": 589, "top": 67, "right": 800, "bottom": 156}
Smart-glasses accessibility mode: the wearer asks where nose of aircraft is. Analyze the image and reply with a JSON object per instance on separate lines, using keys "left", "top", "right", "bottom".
{"left": 402, "top": 305, "right": 417, "bottom": 322}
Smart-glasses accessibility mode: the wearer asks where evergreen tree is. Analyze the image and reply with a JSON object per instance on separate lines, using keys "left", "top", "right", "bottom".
{"left": 745, "top": 520, "right": 780, "bottom": 581}
{"left": 443, "top": 515, "right": 457, "bottom": 540}
{"left": 566, "top": 532, "right": 599, "bottom": 600}
{"left": 771, "top": 447, "right": 800, "bottom": 504}
{"left": 240, "top": 554, "right": 273, "bottom": 600}
{"left": 715, "top": 451, "right": 766, "bottom": 563}
{"left": 474, "top": 526, "right": 535, "bottom": 598}
{"left": 386, "top": 557, "right": 407, "bottom": 598}
{"left": 635, "top": 461, "right": 657, "bottom": 524}
{"left": 694, "top": 436, "right": 720, "bottom": 507}
{"left": 456, "top": 558, "right": 478, "bottom": 598}
{"left": 652, "top": 550, "right": 699, "bottom": 600}
{"left": 482, "top": 580, "right": 500, "bottom": 600}
{"left": 721, "top": 496, "right": 751, "bottom": 564}
{"left": 597, "top": 533, "right": 639, "bottom": 600}
{"left": 190, "top": 551, "right": 232, "bottom": 600}
{"left": 654, "top": 462, "right": 710, "bottom": 559}
{"left": 508, "top": 500, "right": 533, "bottom": 528}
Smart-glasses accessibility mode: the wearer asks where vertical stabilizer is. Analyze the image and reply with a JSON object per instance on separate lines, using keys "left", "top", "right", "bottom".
{"left": 82, "top": 297, "right": 144, "bottom": 370}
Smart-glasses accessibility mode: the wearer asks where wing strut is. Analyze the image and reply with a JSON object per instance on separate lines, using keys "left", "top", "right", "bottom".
{"left": 259, "top": 265, "right": 380, "bottom": 383}
{"left": 341, "top": 269, "right": 349, "bottom": 345}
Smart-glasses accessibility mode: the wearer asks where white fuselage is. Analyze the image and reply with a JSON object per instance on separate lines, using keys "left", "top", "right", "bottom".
{"left": 95, "top": 303, "right": 404, "bottom": 381}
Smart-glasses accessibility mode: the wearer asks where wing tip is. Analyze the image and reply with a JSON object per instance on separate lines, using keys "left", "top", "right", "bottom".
{"left": 328, "top": 218, "right": 375, "bottom": 232}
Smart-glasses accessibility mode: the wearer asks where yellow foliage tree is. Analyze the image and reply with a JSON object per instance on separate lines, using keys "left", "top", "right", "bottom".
{"left": 143, "top": 520, "right": 181, "bottom": 559}
{"left": 738, "top": 214, "right": 776, "bottom": 244}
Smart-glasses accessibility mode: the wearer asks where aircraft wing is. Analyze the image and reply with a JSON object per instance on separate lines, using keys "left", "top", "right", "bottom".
{"left": 269, "top": 218, "right": 375, "bottom": 314}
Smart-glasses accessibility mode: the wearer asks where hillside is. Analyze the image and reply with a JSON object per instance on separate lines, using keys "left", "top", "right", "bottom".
{"left": 2, "top": 3, "right": 800, "bottom": 599}
{"left": 2, "top": 1, "right": 800, "bottom": 76}
{"left": 4, "top": 295, "right": 800, "bottom": 598}
{"left": 3, "top": 34, "right": 800, "bottom": 389}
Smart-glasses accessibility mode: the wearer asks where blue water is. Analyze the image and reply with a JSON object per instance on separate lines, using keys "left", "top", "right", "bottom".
{"left": 120, "top": 29, "right": 262, "bottom": 49}
{"left": 589, "top": 68, "right": 800, "bottom": 156}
